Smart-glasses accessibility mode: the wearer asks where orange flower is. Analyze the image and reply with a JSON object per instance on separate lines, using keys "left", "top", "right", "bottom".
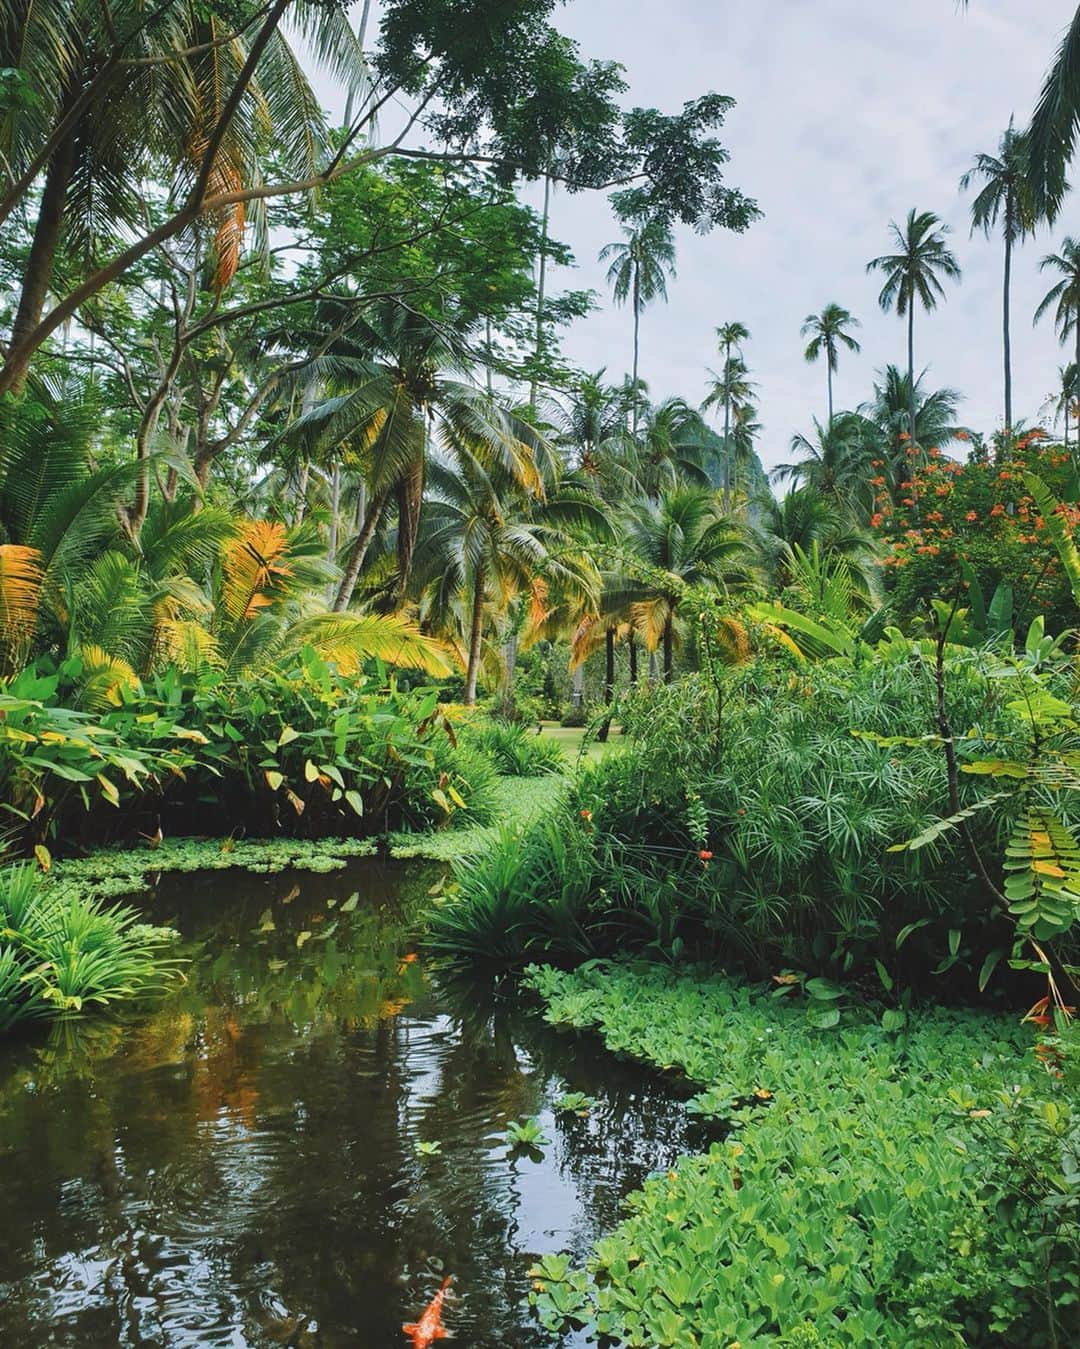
{"left": 990, "top": 503, "right": 1005, "bottom": 517}
{"left": 965, "top": 510, "right": 978, "bottom": 521}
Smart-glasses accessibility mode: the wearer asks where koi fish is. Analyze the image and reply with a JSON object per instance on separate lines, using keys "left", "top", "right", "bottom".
{"left": 403, "top": 1276, "right": 452, "bottom": 1346}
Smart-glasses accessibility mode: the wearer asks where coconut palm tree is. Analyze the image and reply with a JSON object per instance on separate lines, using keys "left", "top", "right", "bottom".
{"left": 754, "top": 486, "right": 878, "bottom": 595}
{"left": 599, "top": 218, "right": 677, "bottom": 432}
{"left": 705, "top": 322, "right": 751, "bottom": 508}
{"left": 862, "top": 366, "right": 964, "bottom": 488}
{"left": 867, "top": 211, "right": 961, "bottom": 488}
{"left": 616, "top": 486, "right": 749, "bottom": 680}
{"left": 1048, "top": 362, "right": 1080, "bottom": 450}
{"left": 774, "top": 413, "right": 882, "bottom": 524}
{"left": 800, "top": 304, "right": 862, "bottom": 422}
{"left": 1035, "top": 238, "right": 1080, "bottom": 386}
{"left": 413, "top": 455, "right": 604, "bottom": 704}
{"left": 960, "top": 123, "right": 1037, "bottom": 435}
{"left": 702, "top": 352, "right": 756, "bottom": 511}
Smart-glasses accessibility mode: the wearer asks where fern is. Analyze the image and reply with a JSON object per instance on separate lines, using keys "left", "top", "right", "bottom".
{"left": 1003, "top": 809, "right": 1080, "bottom": 940}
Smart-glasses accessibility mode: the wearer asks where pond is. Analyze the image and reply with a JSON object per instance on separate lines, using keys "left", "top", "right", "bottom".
{"left": 0, "top": 860, "right": 703, "bottom": 1347}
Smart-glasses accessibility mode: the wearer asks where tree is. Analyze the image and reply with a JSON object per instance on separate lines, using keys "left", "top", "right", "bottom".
{"left": 960, "top": 123, "right": 1036, "bottom": 435}
{"left": 867, "top": 210, "right": 961, "bottom": 513}
{"left": 1048, "top": 362, "right": 1080, "bottom": 450}
{"left": 862, "top": 366, "right": 964, "bottom": 483}
{"left": 754, "top": 486, "right": 878, "bottom": 595}
{"left": 617, "top": 486, "right": 748, "bottom": 679}
{"left": 774, "top": 413, "right": 882, "bottom": 523}
{"left": 800, "top": 304, "right": 861, "bottom": 423}
{"left": 413, "top": 456, "right": 603, "bottom": 704}
{"left": 701, "top": 336, "right": 754, "bottom": 511}
{"left": 1, "top": 0, "right": 760, "bottom": 395}
{"left": 1034, "top": 238, "right": 1080, "bottom": 388}
{"left": 599, "top": 218, "right": 677, "bottom": 431}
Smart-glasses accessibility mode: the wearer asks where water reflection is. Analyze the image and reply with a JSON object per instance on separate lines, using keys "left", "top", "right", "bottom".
{"left": 0, "top": 861, "right": 700, "bottom": 1347}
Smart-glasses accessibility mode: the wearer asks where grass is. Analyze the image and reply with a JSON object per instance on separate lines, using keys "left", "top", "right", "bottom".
{"left": 389, "top": 775, "right": 566, "bottom": 862}
{"left": 523, "top": 961, "right": 1079, "bottom": 1348}
{"left": 537, "top": 722, "right": 624, "bottom": 765}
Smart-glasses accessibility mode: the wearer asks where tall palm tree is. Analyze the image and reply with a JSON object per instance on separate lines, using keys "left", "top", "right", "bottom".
{"left": 1048, "top": 362, "right": 1080, "bottom": 450}
{"left": 774, "top": 413, "right": 882, "bottom": 523}
{"left": 867, "top": 211, "right": 961, "bottom": 496}
{"left": 702, "top": 350, "right": 755, "bottom": 510}
{"left": 1034, "top": 238, "right": 1080, "bottom": 386}
{"left": 616, "top": 486, "right": 748, "bottom": 680}
{"left": 960, "top": 123, "right": 1037, "bottom": 435}
{"left": 754, "top": 486, "right": 878, "bottom": 595}
{"left": 800, "top": 304, "right": 861, "bottom": 422}
{"left": 707, "top": 322, "right": 751, "bottom": 509}
{"left": 599, "top": 218, "right": 676, "bottom": 432}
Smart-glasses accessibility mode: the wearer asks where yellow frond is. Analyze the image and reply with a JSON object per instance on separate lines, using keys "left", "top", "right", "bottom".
{"left": 630, "top": 597, "right": 671, "bottom": 653}
{"left": 284, "top": 612, "right": 458, "bottom": 678}
{"left": 76, "top": 644, "right": 140, "bottom": 710}
{"left": 0, "top": 544, "right": 43, "bottom": 672}
{"left": 221, "top": 520, "right": 293, "bottom": 622}
{"left": 713, "top": 616, "right": 751, "bottom": 666}
{"left": 154, "top": 620, "right": 223, "bottom": 673}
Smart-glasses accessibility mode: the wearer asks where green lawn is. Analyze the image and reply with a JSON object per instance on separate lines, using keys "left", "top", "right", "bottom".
{"left": 537, "top": 721, "right": 624, "bottom": 764}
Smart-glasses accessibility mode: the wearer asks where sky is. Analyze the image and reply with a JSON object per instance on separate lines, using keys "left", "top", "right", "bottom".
{"left": 320, "top": 1, "right": 1080, "bottom": 474}
{"left": 536, "top": 0, "right": 1079, "bottom": 473}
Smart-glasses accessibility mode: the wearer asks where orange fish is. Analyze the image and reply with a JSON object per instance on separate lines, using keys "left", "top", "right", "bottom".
{"left": 403, "top": 1277, "right": 452, "bottom": 1346}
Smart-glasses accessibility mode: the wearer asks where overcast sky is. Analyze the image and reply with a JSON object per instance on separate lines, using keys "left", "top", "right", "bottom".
{"left": 323, "top": 2, "right": 1080, "bottom": 473}
{"left": 533, "top": 0, "right": 1080, "bottom": 472}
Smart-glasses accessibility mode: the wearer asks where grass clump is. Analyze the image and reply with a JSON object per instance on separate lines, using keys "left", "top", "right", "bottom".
{"left": 464, "top": 720, "right": 567, "bottom": 777}
{"left": 524, "top": 962, "right": 1080, "bottom": 1348}
{"left": 0, "top": 865, "right": 180, "bottom": 1032}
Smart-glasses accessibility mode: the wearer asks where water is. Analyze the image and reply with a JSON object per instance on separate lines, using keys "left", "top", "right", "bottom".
{"left": 0, "top": 861, "right": 702, "bottom": 1347}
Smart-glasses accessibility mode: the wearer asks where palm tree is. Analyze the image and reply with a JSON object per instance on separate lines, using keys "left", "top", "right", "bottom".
{"left": 862, "top": 366, "right": 964, "bottom": 484}
{"left": 616, "top": 487, "right": 748, "bottom": 680}
{"left": 702, "top": 350, "right": 755, "bottom": 510}
{"left": 1035, "top": 238, "right": 1080, "bottom": 387}
{"left": 800, "top": 305, "right": 861, "bottom": 422}
{"left": 754, "top": 486, "right": 878, "bottom": 595}
{"left": 705, "top": 322, "right": 751, "bottom": 509}
{"left": 1048, "top": 362, "right": 1080, "bottom": 450}
{"left": 1012, "top": 3, "right": 1080, "bottom": 219}
{"left": 413, "top": 456, "right": 604, "bottom": 704}
{"left": 960, "top": 123, "right": 1036, "bottom": 435}
{"left": 775, "top": 414, "right": 882, "bottom": 523}
{"left": 867, "top": 210, "right": 961, "bottom": 502}
{"left": 599, "top": 218, "right": 677, "bottom": 432}
{"left": 285, "top": 306, "right": 551, "bottom": 613}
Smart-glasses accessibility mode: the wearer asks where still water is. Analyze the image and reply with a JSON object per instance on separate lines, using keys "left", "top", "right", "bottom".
{"left": 0, "top": 860, "right": 699, "bottom": 1347}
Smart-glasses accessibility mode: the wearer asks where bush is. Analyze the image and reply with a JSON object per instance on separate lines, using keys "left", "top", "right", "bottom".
{"left": 0, "top": 653, "right": 492, "bottom": 855}
{"left": 464, "top": 720, "right": 566, "bottom": 777}
{"left": 426, "top": 654, "right": 1049, "bottom": 986}
{"left": 0, "top": 865, "right": 180, "bottom": 1031}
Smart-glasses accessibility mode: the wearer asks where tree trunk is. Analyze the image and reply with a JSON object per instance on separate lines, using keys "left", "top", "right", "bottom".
{"left": 662, "top": 617, "right": 674, "bottom": 682}
{"left": 463, "top": 563, "right": 487, "bottom": 705}
{"left": 394, "top": 454, "right": 424, "bottom": 606}
{"left": 907, "top": 294, "right": 920, "bottom": 524}
{"left": 529, "top": 169, "right": 552, "bottom": 408}
{"left": 722, "top": 356, "right": 732, "bottom": 512}
{"left": 628, "top": 631, "right": 638, "bottom": 686}
{"left": 502, "top": 629, "right": 518, "bottom": 718}
{"left": 827, "top": 361, "right": 834, "bottom": 425}
{"left": 6, "top": 123, "right": 78, "bottom": 395}
{"left": 631, "top": 267, "right": 641, "bottom": 434}
{"left": 1003, "top": 209, "right": 1013, "bottom": 437}
{"left": 570, "top": 663, "right": 585, "bottom": 710}
{"left": 327, "top": 462, "right": 341, "bottom": 603}
{"left": 596, "top": 626, "right": 616, "bottom": 742}
{"left": 333, "top": 487, "right": 386, "bottom": 611}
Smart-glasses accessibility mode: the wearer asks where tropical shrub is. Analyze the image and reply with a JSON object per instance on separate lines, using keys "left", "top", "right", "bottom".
{"left": 463, "top": 720, "right": 566, "bottom": 777}
{"left": 525, "top": 962, "right": 1080, "bottom": 1348}
{"left": 427, "top": 652, "right": 1064, "bottom": 985}
{"left": 0, "top": 865, "right": 180, "bottom": 1031}
{"left": 0, "top": 652, "right": 494, "bottom": 856}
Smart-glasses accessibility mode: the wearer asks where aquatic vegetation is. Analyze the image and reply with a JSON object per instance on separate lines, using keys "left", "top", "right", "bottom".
{"left": 413, "top": 1140, "right": 443, "bottom": 1157}
{"left": 554, "top": 1091, "right": 597, "bottom": 1115}
{"left": 524, "top": 962, "right": 1080, "bottom": 1347}
{"left": 0, "top": 865, "right": 180, "bottom": 1031}
{"left": 504, "top": 1117, "right": 551, "bottom": 1152}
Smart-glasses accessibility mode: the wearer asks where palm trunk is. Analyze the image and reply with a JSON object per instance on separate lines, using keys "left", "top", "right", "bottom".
{"left": 722, "top": 381, "right": 732, "bottom": 513}
{"left": 907, "top": 296, "right": 920, "bottom": 524}
{"left": 394, "top": 455, "right": 424, "bottom": 606}
{"left": 570, "top": 663, "right": 585, "bottom": 710}
{"left": 1003, "top": 213, "right": 1013, "bottom": 437}
{"left": 333, "top": 487, "right": 386, "bottom": 611}
{"left": 662, "top": 617, "right": 674, "bottom": 682}
{"left": 596, "top": 626, "right": 616, "bottom": 743}
{"left": 628, "top": 631, "right": 638, "bottom": 686}
{"left": 827, "top": 362, "right": 834, "bottom": 424}
{"left": 463, "top": 563, "right": 487, "bottom": 706}
{"left": 502, "top": 630, "right": 518, "bottom": 718}
{"left": 631, "top": 268, "right": 641, "bottom": 434}
{"left": 327, "top": 462, "right": 341, "bottom": 604}
{"left": 7, "top": 123, "right": 78, "bottom": 395}
{"left": 529, "top": 169, "right": 552, "bottom": 408}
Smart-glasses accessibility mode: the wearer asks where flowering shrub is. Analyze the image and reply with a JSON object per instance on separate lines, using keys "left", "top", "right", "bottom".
{"left": 872, "top": 435, "right": 1080, "bottom": 631}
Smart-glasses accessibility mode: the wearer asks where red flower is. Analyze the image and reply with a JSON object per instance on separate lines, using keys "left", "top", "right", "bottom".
{"left": 698, "top": 849, "right": 714, "bottom": 861}
{"left": 965, "top": 510, "right": 978, "bottom": 521}
{"left": 580, "top": 808, "right": 592, "bottom": 821}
